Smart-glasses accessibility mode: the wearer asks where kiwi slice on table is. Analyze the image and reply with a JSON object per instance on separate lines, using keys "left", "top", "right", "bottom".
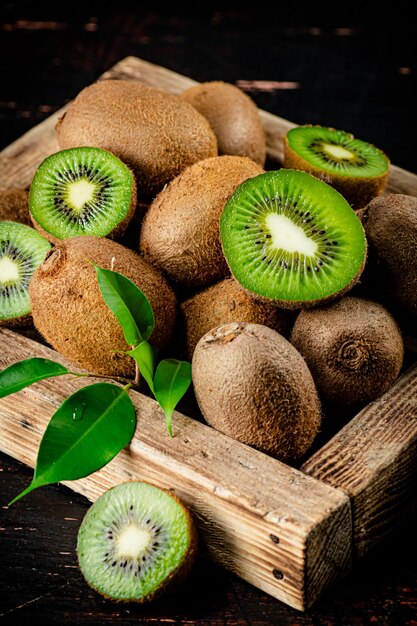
{"left": 0, "top": 221, "right": 51, "bottom": 326}
{"left": 284, "top": 125, "right": 390, "bottom": 208}
{"left": 77, "top": 481, "right": 197, "bottom": 603}
{"left": 29, "top": 147, "right": 136, "bottom": 243}
{"left": 220, "top": 169, "right": 366, "bottom": 308}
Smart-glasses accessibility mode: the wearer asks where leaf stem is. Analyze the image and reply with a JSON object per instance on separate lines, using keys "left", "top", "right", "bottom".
{"left": 132, "top": 346, "right": 140, "bottom": 387}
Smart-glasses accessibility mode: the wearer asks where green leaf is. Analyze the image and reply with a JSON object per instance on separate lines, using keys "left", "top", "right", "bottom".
{"left": 95, "top": 265, "right": 155, "bottom": 346}
{"left": 128, "top": 341, "right": 157, "bottom": 393}
{"left": 153, "top": 359, "right": 192, "bottom": 437}
{"left": 0, "top": 358, "right": 69, "bottom": 399}
{"left": 8, "top": 383, "right": 136, "bottom": 505}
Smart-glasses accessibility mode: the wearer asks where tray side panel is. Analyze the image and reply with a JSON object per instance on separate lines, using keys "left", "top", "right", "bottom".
{"left": 0, "top": 328, "right": 351, "bottom": 610}
{"left": 302, "top": 364, "right": 417, "bottom": 558}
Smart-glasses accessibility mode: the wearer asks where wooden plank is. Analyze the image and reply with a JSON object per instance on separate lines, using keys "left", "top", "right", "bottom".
{"left": 0, "top": 55, "right": 416, "bottom": 197}
{"left": 0, "top": 328, "right": 351, "bottom": 611}
{"left": 302, "top": 363, "right": 417, "bottom": 559}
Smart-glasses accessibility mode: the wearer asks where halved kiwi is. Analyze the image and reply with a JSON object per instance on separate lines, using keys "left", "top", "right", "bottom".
{"left": 29, "top": 147, "right": 136, "bottom": 243}
{"left": 77, "top": 481, "right": 197, "bottom": 603}
{"left": 219, "top": 169, "right": 367, "bottom": 308}
{"left": 284, "top": 125, "right": 390, "bottom": 209}
{"left": 0, "top": 221, "right": 51, "bottom": 326}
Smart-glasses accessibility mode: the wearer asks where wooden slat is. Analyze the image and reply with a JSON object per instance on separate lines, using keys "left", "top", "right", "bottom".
{"left": 0, "top": 56, "right": 416, "bottom": 197}
{"left": 0, "top": 328, "right": 351, "bottom": 611}
{"left": 302, "top": 363, "right": 417, "bottom": 558}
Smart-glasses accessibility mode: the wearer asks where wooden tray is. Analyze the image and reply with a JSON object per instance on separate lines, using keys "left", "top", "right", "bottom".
{"left": 1, "top": 56, "right": 416, "bottom": 612}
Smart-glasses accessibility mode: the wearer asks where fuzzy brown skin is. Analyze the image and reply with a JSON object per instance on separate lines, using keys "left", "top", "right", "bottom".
{"left": 360, "top": 194, "right": 417, "bottom": 319}
{"left": 139, "top": 156, "right": 263, "bottom": 289}
{"left": 0, "top": 189, "right": 31, "bottom": 225}
{"left": 181, "top": 278, "right": 294, "bottom": 358}
{"left": 30, "top": 236, "right": 177, "bottom": 377}
{"left": 77, "top": 481, "right": 198, "bottom": 604}
{"left": 192, "top": 322, "right": 322, "bottom": 463}
{"left": 181, "top": 81, "right": 266, "bottom": 167}
{"left": 29, "top": 171, "right": 137, "bottom": 245}
{"left": 291, "top": 296, "right": 404, "bottom": 411}
{"left": 283, "top": 136, "right": 389, "bottom": 210}
{"left": 56, "top": 80, "right": 218, "bottom": 199}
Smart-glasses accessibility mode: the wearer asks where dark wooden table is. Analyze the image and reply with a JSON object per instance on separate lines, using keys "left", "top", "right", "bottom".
{"left": 1, "top": 5, "right": 417, "bottom": 624}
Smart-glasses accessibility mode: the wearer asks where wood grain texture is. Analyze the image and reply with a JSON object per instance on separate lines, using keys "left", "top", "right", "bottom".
{"left": 0, "top": 56, "right": 416, "bottom": 198}
{"left": 302, "top": 363, "right": 417, "bottom": 558}
{"left": 0, "top": 328, "right": 351, "bottom": 611}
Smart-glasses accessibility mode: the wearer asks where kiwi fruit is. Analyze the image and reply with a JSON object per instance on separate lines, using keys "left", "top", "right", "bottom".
{"left": 77, "top": 481, "right": 197, "bottom": 603}
{"left": 0, "top": 188, "right": 31, "bottom": 225}
{"left": 220, "top": 169, "right": 367, "bottom": 308}
{"left": 181, "top": 277, "right": 293, "bottom": 358}
{"left": 140, "top": 156, "right": 263, "bottom": 289}
{"left": 180, "top": 81, "right": 266, "bottom": 167}
{"left": 291, "top": 297, "right": 404, "bottom": 411}
{"left": 0, "top": 221, "right": 51, "bottom": 327}
{"left": 56, "top": 79, "right": 218, "bottom": 199}
{"left": 283, "top": 125, "right": 390, "bottom": 209}
{"left": 30, "top": 236, "right": 177, "bottom": 377}
{"left": 360, "top": 194, "right": 417, "bottom": 319}
{"left": 192, "top": 322, "right": 321, "bottom": 463}
{"left": 29, "top": 147, "right": 136, "bottom": 244}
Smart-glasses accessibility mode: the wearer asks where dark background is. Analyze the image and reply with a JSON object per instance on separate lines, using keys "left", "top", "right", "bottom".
{"left": 1, "top": 3, "right": 417, "bottom": 625}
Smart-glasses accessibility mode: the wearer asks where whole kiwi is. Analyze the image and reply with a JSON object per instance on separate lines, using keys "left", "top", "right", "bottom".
{"left": 56, "top": 80, "right": 218, "bottom": 199}
{"left": 30, "top": 236, "right": 177, "bottom": 377}
{"left": 181, "top": 278, "right": 294, "bottom": 358}
{"left": 291, "top": 296, "right": 404, "bottom": 410}
{"left": 180, "top": 81, "right": 266, "bottom": 167}
{"left": 0, "top": 188, "right": 30, "bottom": 225}
{"left": 360, "top": 194, "right": 417, "bottom": 318}
{"left": 192, "top": 322, "right": 322, "bottom": 463}
{"left": 139, "top": 156, "right": 263, "bottom": 289}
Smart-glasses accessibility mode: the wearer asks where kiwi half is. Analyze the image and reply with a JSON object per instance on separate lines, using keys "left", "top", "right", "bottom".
{"left": 284, "top": 125, "right": 390, "bottom": 209}
{"left": 220, "top": 169, "right": 366, "bottom": 308}
{"left": 0, "top": 221, "right": 51, "bottom": 326}
{"left": 29, "top": 147, "right": 136, "bottom": 243}
{"left": 77, "top": 481, "right": 197, "bottom": 603}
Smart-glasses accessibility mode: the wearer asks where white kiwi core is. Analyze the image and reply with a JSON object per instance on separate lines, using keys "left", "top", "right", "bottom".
{"left": 323, "top": 143, "right": 355, "bottom": 160}
{"left": 115, "top": 523, "right": 152, "bottom": 558}
{"left": 0, "top": 257, "right": 19, "bottom": 284}
{"left": 266, "top": 213, "right": 318, "bottom": 256}
{"left": 67, "top": 179, "right": 96, "bottom": 212}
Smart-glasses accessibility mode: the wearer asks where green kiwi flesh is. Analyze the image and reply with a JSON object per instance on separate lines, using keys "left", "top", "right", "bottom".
{"left": 220, "top": 169, "right": 367, "bottom": 308}
{"left": 77, "top": 481, "right": 197, "bottom": 603}
{"left": 284, "top": 126, "right": 389, "bottom": 208}
{"left": 29, "top": 147, "right": 136, "bottom": 242}
{"left": 286, "top": 126, "right": 389, "bottom": 178}
{"left": 0, "top": 221, "right": 51, "bottom": 325}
